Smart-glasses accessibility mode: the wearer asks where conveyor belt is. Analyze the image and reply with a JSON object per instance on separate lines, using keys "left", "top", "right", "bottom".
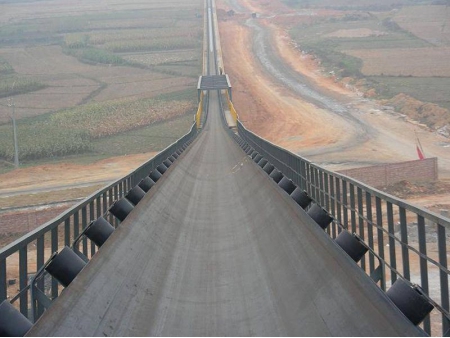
{"left": 27, "top": 0, "right": 424, "bottom": 334}
{"left": 28, "top": 88, "right": 422, "bottom": 336}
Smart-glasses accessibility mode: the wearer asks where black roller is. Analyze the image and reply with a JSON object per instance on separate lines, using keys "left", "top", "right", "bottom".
{"left": 335, "top": 230, "right": 368, "bottom": 263}
{"left": 254, "top": 154, "right": 263, "bottom": 163}
{"left": 163, "top": 159, "right": 172, "bottom": 168}
{"left": 258, "top": 158, "right": 268, "bottom": 168}
{"left": 250, "top": 151, "right": 258, "bottom": 159}
{"left": 149, "top": 170, "right": 162, "bottom": 182}
{"left": 176, "top": 149, "right": 183, "bottom": 155}
{"left": 263, "top": 163, "right": 275, "bottom": 175}
{"left": 157, "top": 163, "right": 168, "bottom": 174}
{"left": 45, "top": 246, "right": 87, "bottom": 288}
{"left": 125, "top": 186, "right": 146, "bottom": 206}
{"left": 269, "top": 169, "right": 284, "bottom": 183}
{"left": 278, "top": 177, "right": 297, "bottom": 195}
{"left": 138, "top": 177, "right": 156, "bottom": 192}
{"left": 246, "top": 148, "right": 254, "bottom": 155}
{"left": 84, "top": 217, "right": 115, "bottom": 247}
{"left": 386, "top": 278, "right": 434, "bottom": 325}
{"left": 172, "top": 153, "right": 179, "bottom": 159}
{"left": 109, "top": 198, "right": 134, "bottom": 222}
{"left": 290, "top": 188, "right": 312, "bottom": 209}
{"left": 0, "top": 300, "right": 32, "bottom": 337}
{"left": 168, "top": 155, "right": 176, "bottom": 162}
{"left": 307, "top": 203, "right": 333, "bottom": 229}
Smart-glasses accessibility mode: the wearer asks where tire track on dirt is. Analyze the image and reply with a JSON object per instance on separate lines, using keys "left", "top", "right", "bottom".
{"left": 246, "top": 18, "right": 375, "bottom": 142}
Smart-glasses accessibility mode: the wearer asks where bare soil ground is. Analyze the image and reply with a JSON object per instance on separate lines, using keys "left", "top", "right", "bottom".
{"left": 0, "top": 152, "right": 155, "bottom": 246}
{"left": 219, "top": 21, "right": 350, "bottom": 151}
{"left": 394, "top": 5, "right": 450, "bottom": 46}
{"left": 346, "top": 47, "right": 450, "bottom": 77}
{"left": 218, "top": 0, "right": 450, "bottom": 191}
{"left": 0, "top": 0, "right": 200, "bottom": 24}
{"left": 0, "top": 152, "right": 155, "bottom": 196}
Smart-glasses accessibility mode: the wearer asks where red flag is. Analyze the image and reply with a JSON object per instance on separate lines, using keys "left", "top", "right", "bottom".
{"left": 417, "top": 145, "right": 425, "bottom": 160}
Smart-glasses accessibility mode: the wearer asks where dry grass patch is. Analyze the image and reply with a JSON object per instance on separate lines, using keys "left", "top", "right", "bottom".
{"left": 345, "top": 47, "right": 450, "bottom": 77}
{"left": 325, "top": 28, "right": 388, "bottom": 38}
{"left": 394, "top": 5, "right": 450, "bottom": 46}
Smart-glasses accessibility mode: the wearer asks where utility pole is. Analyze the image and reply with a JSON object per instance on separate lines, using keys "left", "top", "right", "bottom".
{"left": 7, "top": 81, "right": 19, "bottom": 168}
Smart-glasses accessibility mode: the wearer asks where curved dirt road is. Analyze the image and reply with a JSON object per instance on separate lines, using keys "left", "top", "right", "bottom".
{"left": 218, "top": 0, "right": 450, "bottom": 177}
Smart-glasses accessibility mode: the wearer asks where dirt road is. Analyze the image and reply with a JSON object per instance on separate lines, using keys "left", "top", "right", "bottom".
{"left": 218, "top": 0, "right": 450, "bottom": 177}
{"left": 0, "top": 153, "right": 156, "bottom": 198}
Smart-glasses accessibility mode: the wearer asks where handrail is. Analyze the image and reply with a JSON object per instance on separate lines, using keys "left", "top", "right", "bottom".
{"left": 238, "top": 122, "right": 450, "bottom": 227}
{"left": 0, "top": 121, "right": 198, "bottom": 320}
{"left": 236, "top": 119, "right": 450, "bottom": 336}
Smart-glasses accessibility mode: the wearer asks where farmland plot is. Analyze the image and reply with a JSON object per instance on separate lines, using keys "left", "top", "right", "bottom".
{"left": 0, "top": 0, "right": 203, "bottom": 167}
{"left": 0, "top": 94, "right": 196, "bottom": 161}
{"left": 394, "top": 5, "right": 450, "bottom": 46}
{"left": 288, "top": 8, "right": 450, "bottom": 129}
{"left": 345, "top": 47, "right": 450, "bottom": 77}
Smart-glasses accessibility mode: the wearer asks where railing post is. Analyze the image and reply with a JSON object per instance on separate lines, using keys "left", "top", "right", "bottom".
{"left": 0, "top": 258, "right": 6, "bottom": 302}
{"left": 366, "top": 192, "right": 374, "bottom": 273}
{"left": 386, "top": 201, "right": 397, "bottom": 285}
{"left": 36, "top": 236, "right": 45, "bottom": 317}
{"left": 417, "top": 215, "right": 431, "bottom": 334}
{"left": 336, "top": 178, "right": 342, "bottom": 231}
{"left": 19, "top": 246, "right": 28, "bottom": 317}
{"left": 65, "top": 218, "right": 71, "bottom": 246}
{"left": 51, "top": 227, "right": 58, "bottom": 299}
{"left": 342, "top": 181, "right": 348, "bottom": 233}
{"left": 438, "top": 223, "right": 450, "bottom": 336}
{"left": 90, "top": 201, "right": 96, "bottom": 257}
{"left": 399, "top": 207, "right": 410, "bottom": 280}
{"left": 82, "top": 207, "right": 88, "bottom": 257}
{"left": 350, "top": 184, "right": 356, "bottom": 234}
{"left": 73, "top": 211, "right": 80, "bottom": 251}
{"left": 375, "top": 197, "right": 385, "bottom": 291}
{"left": 357, "top": 187, "right": 366, "bottom": 271}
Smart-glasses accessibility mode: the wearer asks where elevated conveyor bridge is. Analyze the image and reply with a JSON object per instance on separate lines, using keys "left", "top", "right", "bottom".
{"left": 0, "top": 0, "right": 449, "bottom": 336}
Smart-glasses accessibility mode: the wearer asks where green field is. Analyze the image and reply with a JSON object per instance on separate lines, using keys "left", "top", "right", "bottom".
{"left": 0, "top": 76, "right": 47, "bottom": 98}
{"left": 0, "top": 112, "right": 194, "bottom": 174}
{"left": 92, "top": 113, "right": 194, "bottom": 157}
{"left": 0, "top": 89, "right": 196, "bottom": 162}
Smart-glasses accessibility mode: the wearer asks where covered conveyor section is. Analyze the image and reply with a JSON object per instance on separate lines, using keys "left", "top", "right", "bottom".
{"left": 197, "top": 74, "right": 232, "bottom": 101}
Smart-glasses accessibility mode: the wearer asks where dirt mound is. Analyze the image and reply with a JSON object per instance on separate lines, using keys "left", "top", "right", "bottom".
{"left": 382, "top": 93, "right": 450, "bottom": 130}
{"left": 381, "top": 180, "right": 450, "bottom": 199}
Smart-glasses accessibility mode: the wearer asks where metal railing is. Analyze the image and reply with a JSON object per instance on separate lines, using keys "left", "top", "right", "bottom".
{"left": 0, "top": 121, "right": 198, "bottom": 322}
{"left": 237, "top": 120, "right": 450, "bottom": 337}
